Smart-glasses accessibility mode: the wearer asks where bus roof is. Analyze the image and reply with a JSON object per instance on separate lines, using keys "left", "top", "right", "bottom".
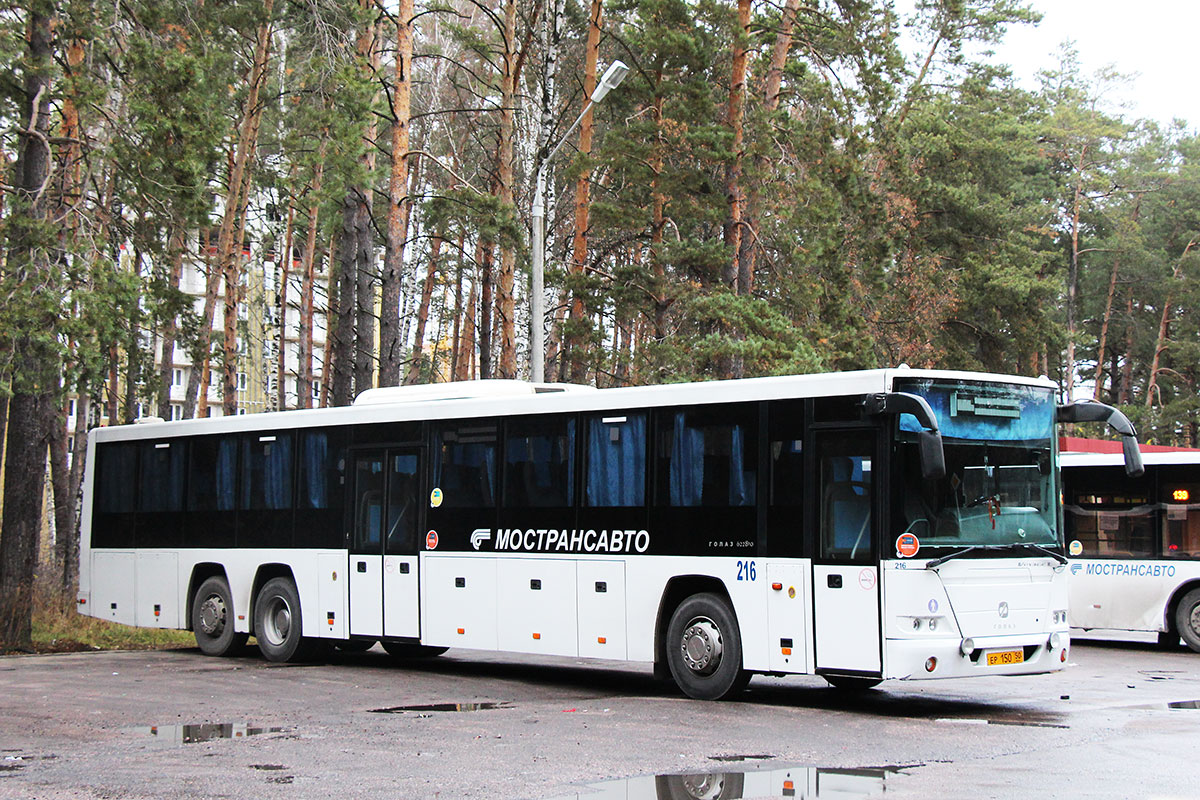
{"left": 91, "top": 367, "right": 1056, "bottom": 443}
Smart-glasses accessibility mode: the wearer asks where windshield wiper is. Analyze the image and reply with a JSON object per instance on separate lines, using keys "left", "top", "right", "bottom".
{"left": 925, "top": 542, "right": 1067, "bottom": 569}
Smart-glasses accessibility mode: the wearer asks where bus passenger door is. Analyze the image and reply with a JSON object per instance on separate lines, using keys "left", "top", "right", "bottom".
{"left": 382, "top": 448, "right": 421, "bottom": 638}
{"left": 350, "top": 448, "right": 423, "bottom": 639}
{"left": 812, "top": 429, "right": 882, "bottom": 676}
{"left": 350, "top": 452, "right": 385, "bottom": 637}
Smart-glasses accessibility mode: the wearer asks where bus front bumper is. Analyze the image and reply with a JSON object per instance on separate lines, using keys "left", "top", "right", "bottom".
{"left": 884, "top": 631, "right": 1070, "bottom": 680}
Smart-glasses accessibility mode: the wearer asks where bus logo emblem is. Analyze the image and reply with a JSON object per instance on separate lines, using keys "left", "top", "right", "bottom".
{"left": 426, "top": 530, "right": 439, "bottom": 550}
{"left": 471, "top": 529, "right": 492, "bottom": 550}
{"left": 998, "top": 601, "right": 1009, "bottom": 619}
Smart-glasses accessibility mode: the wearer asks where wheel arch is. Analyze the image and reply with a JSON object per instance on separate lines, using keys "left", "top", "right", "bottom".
{"left": 186, "top": 563, "right": 230, "bottom": 631}
{"left": 653, "top": 575, "right": 734, "bottom": 677}
{"left": 250, "top": 563, "right": 298, "bottom": 636}
{"left": 1164, "top": 578, "right": 1200, "bottom": 633}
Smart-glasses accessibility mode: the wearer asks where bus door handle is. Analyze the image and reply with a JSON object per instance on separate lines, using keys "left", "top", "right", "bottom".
{"left": 827, "top": 574, "right": 843, "bottom": 589}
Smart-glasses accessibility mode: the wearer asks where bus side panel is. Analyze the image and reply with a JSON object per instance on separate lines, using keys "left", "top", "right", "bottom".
{"left": 135, "top": 552, "right": 179, "bottom": 628}
{"left": 421, "top": 554, "right": 498, "bottom": 650}
{"left": 766, "top": 561, "right": 810, "bottom": 673}
{"left": 1069, "top": 559, "right": 1200, "bottom": 632}
{"left": 91, "top": 552, "right": 136, "bottom": 626}
{"left": 318, "top": 552, "right": 347, "bottom": 639}
{"left": 497, "top": 558, "right": 578, "bottom": 657}
{"left": 577, "top": 560, "right": 627, "bottom": 659}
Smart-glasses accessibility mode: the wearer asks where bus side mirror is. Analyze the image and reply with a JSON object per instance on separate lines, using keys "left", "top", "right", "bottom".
{"left": 1056, "top": 401, "right": 1144, "bottom": 478}
{"left": 919, "top": 430, "right": 946, "bottom": 481}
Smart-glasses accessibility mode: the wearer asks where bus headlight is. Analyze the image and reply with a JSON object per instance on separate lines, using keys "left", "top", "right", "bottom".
{"left": 1049, "top": 632, "right": 1062, "bottom": 650}
{"left": 960, "top": 638, "right": 976, "bottom": 656}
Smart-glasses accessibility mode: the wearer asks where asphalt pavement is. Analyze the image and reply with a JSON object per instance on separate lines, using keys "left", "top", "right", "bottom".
{"left": 0, "top": 635, "right": 1197, "bottom": 799}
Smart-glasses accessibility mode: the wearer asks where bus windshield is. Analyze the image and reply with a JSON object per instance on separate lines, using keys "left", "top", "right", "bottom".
{"left": 893, "top": 379, "right": 1059, "bottom": 550}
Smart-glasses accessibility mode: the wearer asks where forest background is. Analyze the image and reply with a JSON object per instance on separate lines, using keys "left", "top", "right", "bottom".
{"left": 1, "top": 0, "right": 1199, "bottom": 648}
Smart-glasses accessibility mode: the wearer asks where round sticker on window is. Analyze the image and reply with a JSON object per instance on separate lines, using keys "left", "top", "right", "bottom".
{"left": 896, "top": 533, "right": 920, "bottom": 558}
{"left": 426, "top": 530, "right": 439, "bottom": 550}
{"left": 430, "top": 488, "right": 444, "bottom": 508}
{"left": 1069, "top": 539, "right": 1083, "bottom": 556}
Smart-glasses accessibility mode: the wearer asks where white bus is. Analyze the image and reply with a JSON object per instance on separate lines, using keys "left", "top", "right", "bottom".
{"left": 1062, "top": 449, "right": 1200, "bottom": 652}
{"left": 78, "top": 369, "right": 1140, "bottom": 699}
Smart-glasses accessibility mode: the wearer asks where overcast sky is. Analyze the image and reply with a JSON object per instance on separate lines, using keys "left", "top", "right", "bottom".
{"left": 910, "top": 0, "right": 1199, "bottom": 128}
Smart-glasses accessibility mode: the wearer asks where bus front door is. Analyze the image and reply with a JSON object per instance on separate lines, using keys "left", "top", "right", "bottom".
{"left": 811, "top": 428, "right": 882, "bottom": 676}
{"left": 350, "top": 448, "right": 423, "bottom": 639}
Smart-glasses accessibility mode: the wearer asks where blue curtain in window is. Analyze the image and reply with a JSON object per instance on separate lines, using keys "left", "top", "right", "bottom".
{"left": 729, "top": 424, "right": 748, "bottom": 506}
{"left": 262, "top": 437, "right": 292, "bottom": 510}
{"left": 216, "top": 438, "right": 237, "bottom": 511}
{"left": 587, "top": 415, "right": 644, "bottom": 506}
{"left": 670, "top": 413, "right": 705, "bottom": 506}
{"left": 301, "top": 432, "right": 328, "bottom": 509}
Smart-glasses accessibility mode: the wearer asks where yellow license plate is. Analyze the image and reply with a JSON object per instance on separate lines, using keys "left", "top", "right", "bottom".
{"left": 986, "top": 649, "right": 1024, "bottom": 666}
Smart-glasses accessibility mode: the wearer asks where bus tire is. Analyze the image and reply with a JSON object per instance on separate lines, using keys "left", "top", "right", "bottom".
{"left": 335, "top": 639, "right": 377, "bottom": 653}
{"left": 1175, "top": 588, "right": 1200, "bottom": 653}
{"left": 665, "top": 593, "right": 750, "bottom": 701}
{"left": 254, "top": 577, "right": 324, "bottom": 663}
{"left": 824, "top": 675, "right": 882, "bottom": 691}
{"left": 191, "top": 576, "right": 249, "bottom": 657}
{"left": 656, "top": 771, "right": 745, "bottom": 799}
{"left": 381, "top": 641, "right": 449, "bottom": 659}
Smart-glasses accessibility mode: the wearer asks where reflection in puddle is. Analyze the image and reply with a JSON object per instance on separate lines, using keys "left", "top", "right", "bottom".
{"left": 545, "top": 764, "right": 917, "bottom": 799}
{"left": 368, "top": 701, "right": 513, "bottom": 714}
{"left": 1168, "top": 700, "right": 1200, "bottom": 709}
{"left": 134, "top": 723, "right": 287, "bottom": 746}
{"left": 708, "top": 754, "right": 775, "bottom": 762}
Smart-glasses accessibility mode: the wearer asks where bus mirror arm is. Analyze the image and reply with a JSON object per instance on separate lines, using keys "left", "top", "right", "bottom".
{"left": 865, "top": 393, "right": 946, "bottom": 481}
{"left": 1056, "top": 401, "right": 1145, "bottom": 478}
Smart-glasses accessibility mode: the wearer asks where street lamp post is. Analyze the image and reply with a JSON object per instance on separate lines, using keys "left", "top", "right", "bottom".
{"left": 530, "top": 60, "right": 629, "bottom": 384}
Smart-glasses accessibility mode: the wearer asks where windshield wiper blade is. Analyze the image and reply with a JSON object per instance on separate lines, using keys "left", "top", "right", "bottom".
{"left": 925, "top": 542, "right": 1066, "bottom": 569}
{"left": 1008, "top": 542, "right": 1068, "bottom": 564}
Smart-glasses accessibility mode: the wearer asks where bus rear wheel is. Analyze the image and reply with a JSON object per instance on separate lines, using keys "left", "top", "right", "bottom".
{"left": 254, "top": 578, "right": 328, "bottom": 663}
{"left": 191, "top": 576, "right": 248, "bottom": 657}
{"left": 1175, "top": 588, "right": 1200, "bottom": 653}
{"left": 665, "top": 593, "right": 750, "bottom": 701}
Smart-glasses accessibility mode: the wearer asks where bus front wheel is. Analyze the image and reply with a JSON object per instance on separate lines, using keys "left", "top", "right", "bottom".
{"left": 665, "top": 593, "right": 750, "bottom": 700}
{"left": 1175, "top": 588, "right": 1200, "bottom": 653}
{"left": 254, "top": 578, "right": 329, "bottom": 662}
{"left": 191, "top": 576, "right": 248, "bottom": 657}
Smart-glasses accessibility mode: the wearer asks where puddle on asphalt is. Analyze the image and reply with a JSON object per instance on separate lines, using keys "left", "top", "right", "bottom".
{"left": 543, "top": 764, "right": 918, "bottom": 799}
{"left": 368, "top": 701, "right": 513, "bottom": 714}
{"left": 133, "top": 723, "right": 287, "bottom": 746}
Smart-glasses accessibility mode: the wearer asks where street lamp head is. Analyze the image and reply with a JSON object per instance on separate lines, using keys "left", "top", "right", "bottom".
{"left": 590, "top": 60, "right": 630, "bottom": 104}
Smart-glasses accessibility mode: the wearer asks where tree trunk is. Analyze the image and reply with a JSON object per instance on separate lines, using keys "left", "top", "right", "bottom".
{"left": 50, "top": 401, "right": 73, "bottom": 595}
{"left": 1119, "top": 294, "right": 1134, "bottom": 405}
{"left": 156, "top": 231, "right": 187, "bottom": 418}
{"left": 0, "top": 4, "right": 54, "bottom": 651}
{"left": 182, "top": 1, "right": 272, "bottom": 419}
{"left": 450, "top": 234, "right": 465, "bottom": 380}
{"left": 1147, "top": 238, "right": 1197, "bottom": 408}
{"left": 298, "top": 146, "right": 327, "bottom": 409}
{"left": 737, "top": 0, "right": 801, "bottom": 297}
{"left": 566, "top": 0, "right": 603, "bottom": 384}
{"left": 379, "top": 0, "right": 414, "bottom": 387}
{"left": 405, "top": 235, "right": 443, "bottom": 384}
{"left": 495, "top": 0, "right": 519, "bottom": 379}
{"left": 479, "top": 238, "right": 494, "bottom": 379}
{"left": 277, "top": 202, "right": 295, "bottom": 410}
{"left": 1064, "top": 144, "right": 1087, "bottom": 401}
{"left": 459, "top": 270, "right": 478, "bottom": 381}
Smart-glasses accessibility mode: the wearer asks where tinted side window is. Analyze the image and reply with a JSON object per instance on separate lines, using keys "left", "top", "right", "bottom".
{"left": 298, "top": 428, "right": 348, "bottom": 510}
{"left": 139, "top": 441, "right": 186, "bottom": 513}
{"left": 241, "top": 433, "right": 294, "bottom": 511}
{"left": 97, "top": 442, "right": 138, "bottom": 513}
{"left": 586, "top": 414, "right": 646, "bottom": 507}
{"left": 656, "top": 407, "right": 756, "bottom": 507}
{"left": 504, "top": 416, "right": 575, "bottom": 507}
{"left": 188, "top": 436, "right": 238, "bottom": 512}
{"left": 433, "top": 424, "right": 497, "bottom": 508}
